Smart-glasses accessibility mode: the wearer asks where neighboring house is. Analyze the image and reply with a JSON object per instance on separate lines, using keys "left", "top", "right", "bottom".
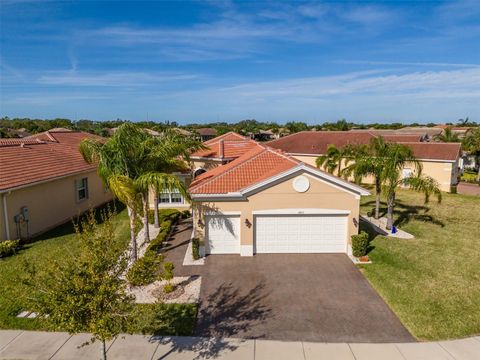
{"left": 195, "top": 128, "right": 218, "bottom": 141}
{"left": 190, "top": 132, "right": 261, "bottom": 177}
{"left": 267, "top": 131, "right": 461, "bottom": 192}
{"left": 189, "top": 144, "right": 370, "bottom": 256}
{"left": 0, "top": 129, "right": 113, "bottom": 241}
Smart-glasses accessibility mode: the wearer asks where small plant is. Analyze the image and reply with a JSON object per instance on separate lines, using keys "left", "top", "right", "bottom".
{"left": 191, "top": 238, "right": 200, "bottom": 260}
{"left": 163, "top": 262, "right": 174, "bottom": 281}
{"left": 163, "top": 283, "right": 174, "bottom": 294}
{"left": 0, "top": 240, "right": 19, "bottom": 258}
{"left": 126, "top": 253, "right": 163, "bottom": 286}
{"left": 351, "top": 231, "right": 369, "bottom": 257}
{"left": 181, "top": 210, "right": 191, "bottom": 219}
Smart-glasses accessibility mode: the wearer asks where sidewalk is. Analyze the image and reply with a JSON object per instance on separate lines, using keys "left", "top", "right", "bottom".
{"left": 1, "top": 330, "right": 480, "bottom": 360}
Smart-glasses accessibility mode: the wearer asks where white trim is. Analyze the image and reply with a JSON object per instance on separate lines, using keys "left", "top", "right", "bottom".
{"left": 205, "top": 210, "right": 242, "bottom": 216}
{"left": 190, "top": 156, "right": 234, "bottom": 162}
{"left": 240, "top": 245, "right": 253, "bottom": 256}
{"left": 417, "top": 158, "right": 456, "bottom": 163}
{"left": 252, "top": 208, "right": 351, "bottom": 215}
{"left": 191, "top": 192, "right": 244, "bottom": 200}
{"left": 287, "top": 152, "right": 319, "bottom": 157}
{"left": 241, "top": 164, "right": 370, "bottom": 196}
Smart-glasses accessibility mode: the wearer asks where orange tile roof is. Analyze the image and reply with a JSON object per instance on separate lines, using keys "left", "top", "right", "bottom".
{"left": 191, "top": 132, "right": 261, "bottom": 159}
{"left": 268, "top": 131, "right": 460, "bottom": 161}
{"left": 0, "top": 131, "right": 101, "bottom": 191}
{"left": 189, "top": 144, "right": 300, "bottom": 194}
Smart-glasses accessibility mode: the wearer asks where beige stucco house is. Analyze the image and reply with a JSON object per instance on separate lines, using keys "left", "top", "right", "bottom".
{"left": 268, "top": 131, "right": 461, "bottom": 192}
{"left": 189, "top": 144, "right": 370, "bottom": 256}
{"left": 0, "top": 130, "right": 113, "bottom": 241}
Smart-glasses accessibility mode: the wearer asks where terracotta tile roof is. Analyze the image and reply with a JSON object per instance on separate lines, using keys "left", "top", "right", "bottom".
{"left": 268, "top": 131, "right": 460, "bottom": 161}
{"left": 397, "top": 142, "right": 461, "bottom": 161}
{"left": 191, "top": 132, "right": 261, "bottom": 159}
{"left": 382, "top": 134, "right": 423, "bottom": 142}
{"left": 189, "top": 145, "right": 300, "bottom": 194}
{"left": 196, "top": 128, "right": 218, "bottom": 136}
{"left": 0, "top": 131, "right": 101, "bottom": 191}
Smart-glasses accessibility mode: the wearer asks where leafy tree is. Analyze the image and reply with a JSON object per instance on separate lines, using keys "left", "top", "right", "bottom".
{"left": 463, "top": 128, "right": 480, "bottom": 181}
{"left": 285, "top": 121, "right": 309, "bottom": 133}
{"left": 434, "top": 127, "right": 460, "bottom": 143}
{"left": 22, "top": 210, "right": 134, "bottom": 360}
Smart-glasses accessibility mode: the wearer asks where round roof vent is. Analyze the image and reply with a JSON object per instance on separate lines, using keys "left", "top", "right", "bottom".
{"left": 293, "top": 175, "right": 310, "bottom": 193}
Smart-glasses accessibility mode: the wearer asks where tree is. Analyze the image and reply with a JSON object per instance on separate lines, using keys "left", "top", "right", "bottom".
{"left": 434, "top": 127, "right": 460, "bottom": 143}
{"left": 380, "top": 144, "right": 440, "bottom": 229}
{"left": 342, "top": 137, "right": 389, "bottom": 219}
{"left": 22, "top": 210, "right": 134, "bottom": 360}
{"left": 80, "top": 123, "right": 153, "bottom": 260}
{"left": 316, "top": 144, "right": 344, "bottom": 176}
{"left": 463, "top": 128, "right": 480, "bottom": 181}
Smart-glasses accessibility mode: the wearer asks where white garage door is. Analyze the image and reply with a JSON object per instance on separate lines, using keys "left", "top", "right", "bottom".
{"left": 205, "top": 215, "right": 240, "bottom": 254}
{"left": 255, "top": 214, "right": 347, "bottom": 253}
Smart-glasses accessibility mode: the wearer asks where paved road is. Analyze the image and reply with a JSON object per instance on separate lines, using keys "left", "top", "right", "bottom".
{"left": 1, "top": 330, "right": 480, "bottom": 360}
{"left": 457, "top": 182, "right": 480, "bottom": 196}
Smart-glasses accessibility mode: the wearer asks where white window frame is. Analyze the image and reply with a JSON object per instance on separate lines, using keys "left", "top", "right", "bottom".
{"left": 158, "top": 190, "right": 184, "bottom": 206}
{"left": 76, "top": 177, "right": 89, "bottom": 202}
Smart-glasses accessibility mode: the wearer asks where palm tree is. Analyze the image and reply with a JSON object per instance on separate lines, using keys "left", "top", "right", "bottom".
{"left": 434, "top": 127, "right": 460, "bottom": 143}
{"left": 342, "top": 137, "right": 388, "bottom": 219}
{"left": 316, "top": 144, "right": 344, "bottom": 176}
{"left": 463, "top": 128, "right": 480, "bottom": 181}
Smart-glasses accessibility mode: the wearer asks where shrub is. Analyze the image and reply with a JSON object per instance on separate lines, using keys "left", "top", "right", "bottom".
{"left": 147, "top": 230, "right": 168, "bottom": 253}
{"left": 0, "top": 240, "right": 19, "bottom": 258}
{"left": 181, "top": 210, "right": 191, "bottom": 219}
{"left": 162, "top": 261, "right": 174, "bottom": 281}
{"left": 191, "top": 238, "right": 200, "bottom": 260}
{"left": 163, "top": 283, "right": 174, "bottom": 294}
{"left": 126, "top": 253, "right": 164, "bottom": 286}
{"left": 148, "top": 208, "right": 182, "bottom": 225}
{"left": 351, "top": 231, "right": 369, "bottom": 257}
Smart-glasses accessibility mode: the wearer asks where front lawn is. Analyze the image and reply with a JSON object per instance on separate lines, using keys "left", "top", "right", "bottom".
{"left": 360, "top": 189, "right": 480, "bottom": 340}
{"left": 0, "top": 205, "right": 197, "bottom": 336}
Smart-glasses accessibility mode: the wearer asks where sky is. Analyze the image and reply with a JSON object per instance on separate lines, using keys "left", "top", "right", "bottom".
{"left": 0, "top": 0, "right": 479, "bottom": 124}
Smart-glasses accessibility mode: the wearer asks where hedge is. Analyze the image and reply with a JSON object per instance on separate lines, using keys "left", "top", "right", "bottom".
{"left": 191, "top": 237, "right": 200, "bottom": 260}
{"left": 351, "top": 231, "right": 369, "bottom": 257}
{"left": 148, "top": 209, "right": 182, "bottom": 225}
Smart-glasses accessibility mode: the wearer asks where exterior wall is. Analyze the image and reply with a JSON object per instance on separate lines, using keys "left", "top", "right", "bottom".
{"left": 1, "top": 171, "right": 113, "bottom": 241}
{"left": 291, "top": 154, "right": 456, "bottom": 192}
{"left": 193, "top": 171, "right": 361, "bottom": 255}
{"left": 191, "top": 159, "right": 223, "bottom": 172}
{"left": 147, "top": 174, "right": 192, "bottom": 211}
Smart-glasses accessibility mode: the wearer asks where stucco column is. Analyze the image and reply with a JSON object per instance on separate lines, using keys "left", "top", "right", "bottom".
{"left": 240, "top": 210, "right": 254, "bottom": 256}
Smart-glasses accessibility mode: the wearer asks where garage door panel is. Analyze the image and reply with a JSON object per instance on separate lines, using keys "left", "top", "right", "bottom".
{"left": 255, "top": 214, "right": 347, "bottom": 254}
{"left": 206, "top": 215, "right": 240, "bottom": 254}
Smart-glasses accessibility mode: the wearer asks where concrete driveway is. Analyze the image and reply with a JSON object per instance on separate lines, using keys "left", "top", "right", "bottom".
{"left": 195, "top": 253, "right": 414, "bottom": 343}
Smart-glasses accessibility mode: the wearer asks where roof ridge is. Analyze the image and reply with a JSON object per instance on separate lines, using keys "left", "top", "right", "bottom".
{"left": 190, "top": 144, "right": 268, "bottom": 193}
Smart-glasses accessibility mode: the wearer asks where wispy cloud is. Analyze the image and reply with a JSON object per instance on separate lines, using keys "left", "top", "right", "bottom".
{"left": 36, "top": 70, "right": 199, "bottom": 87}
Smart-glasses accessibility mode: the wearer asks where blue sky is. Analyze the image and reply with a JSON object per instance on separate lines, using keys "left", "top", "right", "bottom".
{"left": 1, "top": 0, "right": 479, "bottom": 124}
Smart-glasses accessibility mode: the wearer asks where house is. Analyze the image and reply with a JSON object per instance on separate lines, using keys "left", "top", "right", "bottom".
{"left": 195, "top": 128, "right": 218, "bottom": 141}
{"left": 267, "top": 131, "right": 461, "bottom": 192}
{"left": 190, "top": 132, "right": 261, "bottom": 177}
{"left": 189, "top": 143, "right": 370, "bottom": 256}
{"left": 0, "top": 129, "right": 113, "bottom": 241}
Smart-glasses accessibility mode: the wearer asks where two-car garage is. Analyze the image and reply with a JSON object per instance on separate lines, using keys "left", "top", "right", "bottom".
{"left": 205, "top": 211, "right": 349, "bottom": 255}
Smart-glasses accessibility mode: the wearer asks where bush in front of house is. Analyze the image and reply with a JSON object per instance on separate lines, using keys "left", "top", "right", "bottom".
{"left": 351, "top": 231, "right": 369, "bottom": 257}
{"left": 191, "top": 237, "right": 200, "bottom": 260}
{"left": 148, "top": 208, "right": 182, "bottom": 225}
{"left": 126, "top": 253, "right": 164, "bottom": 286}
{"left": 0, "top": 240, "right": 20, "bottom": 258}
{"left": 181, "top": 210, "right": 191, "bottom": 219}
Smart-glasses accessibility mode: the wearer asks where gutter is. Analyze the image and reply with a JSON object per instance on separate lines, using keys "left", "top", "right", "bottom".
{"left": 2, "top": 192, "right": 10, "bottom": 240}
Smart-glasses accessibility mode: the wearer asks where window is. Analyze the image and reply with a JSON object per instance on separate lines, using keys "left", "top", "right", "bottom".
{"left": 158, "top": 191, "right": 184, "bottom": 205}
{"left": 76, "top": 178, "right": 89, "bottom": 201}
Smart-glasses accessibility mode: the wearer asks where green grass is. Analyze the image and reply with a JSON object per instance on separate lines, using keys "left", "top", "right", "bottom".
{"left": 360, "top": 189, "right": 480, "bottom": 340}
{"left": 0, "top": 205, "right": 197, "bottom": 336}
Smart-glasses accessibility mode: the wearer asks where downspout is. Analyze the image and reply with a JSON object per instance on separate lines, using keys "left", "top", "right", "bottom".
{"left": 2, "top": 192, "right": 10, "bottom": 240}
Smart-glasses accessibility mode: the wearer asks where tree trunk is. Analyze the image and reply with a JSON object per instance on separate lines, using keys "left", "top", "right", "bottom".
{"left": 102, "top": 339, "right": 107, "bottom": 360}
{"left": 477, "top": 161, "right": 480, "bottom": 182}
{"left": 386, "top": 192, "right": 395, "bottom": 230}
{"left": 143, "top": 193, "right": 150, "bottom": 243}
{"left": 374, "top": 178, "right": 381, "bottom": 220}
{"left": 154, "top": 190, "right": 160, "bottom": 229}
{"left": 127, "top": 206, "right": 137, "bottom": 261}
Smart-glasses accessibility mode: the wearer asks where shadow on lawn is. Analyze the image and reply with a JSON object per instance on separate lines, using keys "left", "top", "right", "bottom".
{"left": 362, "top": 200, "right": 445, "bottom": 228}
